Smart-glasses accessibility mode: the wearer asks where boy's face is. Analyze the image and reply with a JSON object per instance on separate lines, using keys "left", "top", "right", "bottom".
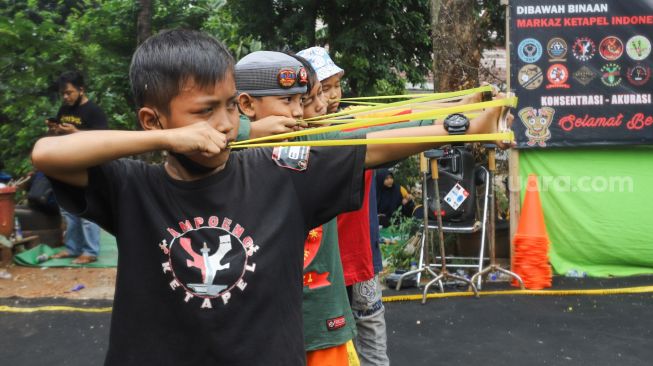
{"left": 302, "top": 82, "right": 327, "bottom": 120}
{"left": 249, "top": 94, "right": 304, "bottom": 121}
{"left": 321, "top": 73, "right": 343, "bottom": 114}
{"left": 161, "top": 73, "right": 239, "bottom": 168}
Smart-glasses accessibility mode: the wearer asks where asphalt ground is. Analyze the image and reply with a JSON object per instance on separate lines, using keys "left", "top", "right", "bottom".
{"left": 1, "top": 275, "right": 652, "bottom": 366}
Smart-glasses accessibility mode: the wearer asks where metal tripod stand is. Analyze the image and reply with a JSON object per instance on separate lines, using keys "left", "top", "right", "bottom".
{"left": 470, "top": 148, "right": 524, "bottom": 289}
{"left": 395, "top": 153, "right": 441, "bottom": 292}
{"left": 421, "top": 153, "right": 478, "bottom": 303}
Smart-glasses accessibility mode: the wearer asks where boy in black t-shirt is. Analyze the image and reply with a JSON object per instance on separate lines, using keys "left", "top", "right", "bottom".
{"left": 32, "top": 30, "right": 507, "bottom": 365}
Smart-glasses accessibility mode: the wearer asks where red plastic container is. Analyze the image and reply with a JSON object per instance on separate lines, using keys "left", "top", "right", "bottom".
{"left": 0, "top": 186, "right": 17, "bottom": 237}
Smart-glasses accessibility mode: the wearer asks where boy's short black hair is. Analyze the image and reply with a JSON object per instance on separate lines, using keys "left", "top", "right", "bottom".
{"left": 287, "top": 52, "right": 318, "bottom": 95}
{"left": 129, "top": 29, "right": 235, "bottom": 116}
{"left": 57, "top": 71, "right": 85, "bottom": 92}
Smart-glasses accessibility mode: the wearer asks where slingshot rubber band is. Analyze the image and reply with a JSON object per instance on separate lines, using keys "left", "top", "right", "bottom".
{"left": 231, "top": 132, "right": 515, "bottom": 149}
{"left": 230, "top": 97, "right": 517, "bottom": 146}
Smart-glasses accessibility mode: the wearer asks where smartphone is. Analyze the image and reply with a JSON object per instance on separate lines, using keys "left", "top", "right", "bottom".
{"left": 46, "top": 117, "right": 60, "bottom": 124}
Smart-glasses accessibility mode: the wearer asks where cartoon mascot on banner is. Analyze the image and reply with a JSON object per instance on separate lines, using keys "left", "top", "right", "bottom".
{"left": 518, "top": 107, "right": 555, "bottom": 147}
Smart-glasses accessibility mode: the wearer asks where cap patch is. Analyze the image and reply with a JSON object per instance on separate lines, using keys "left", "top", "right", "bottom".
{"left": 297, "top": 67, "right": 308, "bottom": 86}
{"left": 278, "top": 68, "right": 297, "bottom": 88}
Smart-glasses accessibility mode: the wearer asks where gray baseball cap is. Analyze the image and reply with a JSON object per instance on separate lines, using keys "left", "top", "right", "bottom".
{"left": 235, "top": 51, "right": 308, "bottom": 96}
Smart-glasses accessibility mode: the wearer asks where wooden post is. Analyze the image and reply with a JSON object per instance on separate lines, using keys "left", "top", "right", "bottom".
{"left": 509, "top": 149, "right": 520, "bottom": 269}
{"left": 502, "top": 0, "right": 520, "bottom": 268}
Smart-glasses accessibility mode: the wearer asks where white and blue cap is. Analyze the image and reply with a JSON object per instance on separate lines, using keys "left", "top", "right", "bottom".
{"left": 235, "top": 51, "right": 308, "bottom": 96}
{"left": 296, "top": 46, "right": 344, "bottom": 82}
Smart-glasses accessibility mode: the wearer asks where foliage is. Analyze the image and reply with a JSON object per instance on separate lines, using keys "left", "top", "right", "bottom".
{"left": 0, "top": 0, "right": 137, "bottom": 176}
{"left": 200, "top": 0, "right": 262, "bottom": 59}
{"left": 380, "top": 211, "right": 421, "bottom": 271}
{"left": 229, "top": 0, "right": 506, "bottom": 96}
{"left": 389, "top": 155, "right": 420, "bottom": 194}
{"left": 1, "top": 0, "right": 506, "bottom": 177}
{"left": 0, "top": 0, "right": 254, "bottom": 176}
{"left": 228, "top": 0, "right": 433, "bottom": 97}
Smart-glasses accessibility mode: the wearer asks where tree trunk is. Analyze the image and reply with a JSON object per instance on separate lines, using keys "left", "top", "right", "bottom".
{"left": 430, "top": 0, "right": 442, "bottom": 92}
{"left": 137, "top": 0, "right": 153, "bottom": 45}
{"left": 431, "top": 0, "right": 481, "bottom": 92}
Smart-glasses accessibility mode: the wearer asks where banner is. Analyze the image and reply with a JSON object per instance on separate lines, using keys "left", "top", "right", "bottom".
{"left": 519, "top": 146, "right": 653, "bottom": 277}
{"left": 510, "top": 0, "right": 653, "bottom": 148}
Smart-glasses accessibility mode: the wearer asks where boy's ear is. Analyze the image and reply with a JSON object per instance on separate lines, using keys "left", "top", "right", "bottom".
{"left": 138, "top": 107, "right": 161, "bottom": 130}
{"left": 238, "top": 93, "right": 257, "bottom": 119}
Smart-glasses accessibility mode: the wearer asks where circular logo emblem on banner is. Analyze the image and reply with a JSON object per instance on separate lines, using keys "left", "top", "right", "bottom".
{"left": 547, "top": 37, "right": 568, "bottom": 61}
{"left": 546, "top": 64, "right": 570, "bottom": 89}
{"left": 573, "top": 66, "right": 597, "bottom": 86}
{"left": 518, "top": 64, "right": 544, "bottom": 90}
{"left": 277, "top": 68, "right": 297, "bottom": 88}
{"left": 600, "top": 63, "right": 622, "bottom": 87}
{"left": 518, "top": 38, "right": 543, "bottom": 63}
{"left": 572, "top": 37, "right": 596, "bottom": 62}
{"left": 626, "top": 35, "right": 652, "bottom": 61}
{"left": 627, "top": 64, "right": 651, "bottom": 86}
{"left": 599, "top": 36, "right": 624, "bottom": 61}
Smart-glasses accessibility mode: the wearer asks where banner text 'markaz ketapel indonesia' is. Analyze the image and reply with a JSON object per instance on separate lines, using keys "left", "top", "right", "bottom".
{"left": 515, "top": 3, "right": 653, "bottom": 28}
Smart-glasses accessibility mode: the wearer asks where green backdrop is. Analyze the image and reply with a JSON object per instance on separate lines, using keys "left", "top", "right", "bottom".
{"left": 519, "top": 146, "right": 653, "bottom": 277}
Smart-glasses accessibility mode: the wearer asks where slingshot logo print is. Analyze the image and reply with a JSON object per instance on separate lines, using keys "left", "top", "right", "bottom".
{"left": 627, "top": 64, "right": 651, "bottom": 86}
{"left": 159, "top": 216, "right": 259, "bottom": 309}
{"left": 626, "top": 36, "right": 651, "bottom": 61}
{"left": 572, "top": 37, "right": 596, "bottom": 62}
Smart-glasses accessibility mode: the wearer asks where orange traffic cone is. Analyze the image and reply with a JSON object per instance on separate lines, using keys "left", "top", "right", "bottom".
{"left": 511, "top": 174, "right": 552, "bottom": 290}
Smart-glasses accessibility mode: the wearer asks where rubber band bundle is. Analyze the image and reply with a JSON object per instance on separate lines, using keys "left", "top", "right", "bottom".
{"left": 229, "top": 86, "right": 517, "bottom": 149}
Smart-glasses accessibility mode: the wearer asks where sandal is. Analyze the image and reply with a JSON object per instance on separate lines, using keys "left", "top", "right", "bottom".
{"left": 51, "top": 250, "right": 73, "bottom": 259}
{"left": 72, "top": 254, "right": 97, "bottom": 265}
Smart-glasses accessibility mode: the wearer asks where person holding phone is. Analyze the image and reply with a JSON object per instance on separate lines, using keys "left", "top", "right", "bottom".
{"left": 45, "top": 71, "right": 108, "bottom": 134}
{"left": 46, "top": 70, "right": 108, "bottom": 264}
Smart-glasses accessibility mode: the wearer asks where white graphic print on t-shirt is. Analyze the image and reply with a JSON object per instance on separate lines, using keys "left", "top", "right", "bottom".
{"left": 158, "top": 215, "right": 259, "bottom": 309}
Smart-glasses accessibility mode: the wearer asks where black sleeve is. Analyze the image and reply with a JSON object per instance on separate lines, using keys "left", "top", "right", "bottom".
{"left": 55, "top": 105, "right": 64, "bottom": 120}
{"left": 85, "top": 103, "right": 109, "bottom": 130}
{"left": 401, "top": 200, "right": 415, "bottom": 218}
{"left": 291, "top": 145, "right": 367, "bottom": 229}
{"left": 48, "top": 159, "right": 131, "bottom": 235}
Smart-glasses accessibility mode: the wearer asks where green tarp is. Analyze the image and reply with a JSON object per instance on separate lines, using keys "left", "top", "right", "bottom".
{"left": 519, "top": 146, "right": 653, "bottom": 277}
{"left": 13, "top": 230, "right": 117, "bottom": 268}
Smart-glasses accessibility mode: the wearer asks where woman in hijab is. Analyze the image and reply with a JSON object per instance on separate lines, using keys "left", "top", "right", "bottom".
{"left": 376, "top": 168, "right": 414, "bottom": 227}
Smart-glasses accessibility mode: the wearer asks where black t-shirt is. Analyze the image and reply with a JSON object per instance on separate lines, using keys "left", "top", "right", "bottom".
{"left": 56, "top": 100, "right": 108, "bottom": 130}
{"left": 51, "top": 145, "right": 366, "bottom": 366}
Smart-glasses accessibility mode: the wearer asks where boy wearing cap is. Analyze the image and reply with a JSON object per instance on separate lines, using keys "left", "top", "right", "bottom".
{"left": 296, "top": 46, "right": 345, "bottom": 114}
{"left": 237, "top": 51, "right": 359, "bottom": 365}
{"left": 298, "top": 46, "right": 391, "bottom": 366}
{"left": 296, "top": 46, "right": 497, "bottom": 366}
{"left": 236, "top": 50, "right": 510, "bottom": 365}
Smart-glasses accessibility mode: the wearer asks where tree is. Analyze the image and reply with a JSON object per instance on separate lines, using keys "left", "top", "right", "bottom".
{"left": 431, "top": 0, "right": 506, "bottom": 92}
{"left": 137, "top": 0, "right": 153, "bottom": 45}
{"left": 0, "top": 0, "right": 505, "bottom": 177}
{"left": 228, "top": 0, "right": 433, "bottom": 97}
{"left": 228, "top": 0, "right": 505, "bottom": 96}
{"left": 0, "top": 0, "right": 253, "bottom": 176}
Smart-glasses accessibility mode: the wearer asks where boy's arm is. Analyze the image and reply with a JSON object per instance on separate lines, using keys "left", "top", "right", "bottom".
{"left": 295, "top": 120, "right": 431, "bottom": 142}
{"left": 237, "top": 114, "right": 306, "bottom": 142}
{"left": 32, "top": 122, "right": 228, "bottom": 187}
{"left": 364, "top": 105, "right": 507, "bottom": 168}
